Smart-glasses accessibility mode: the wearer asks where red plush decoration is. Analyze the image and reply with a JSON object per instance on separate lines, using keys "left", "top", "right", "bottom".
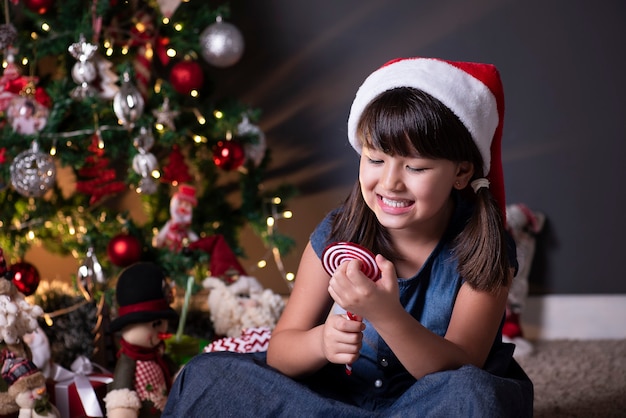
{"left": 169, "top": 61, "right": 204, "bottom": 95}
{"left": 161, "top": 144, "right": 192, "bottom": 184}
{"left": 107, "top": 234, "right": 142, "bottom": 267}
{"left": 212, "top": 140, "right": 245, "bottom": 171}
{"left": 75, "top": 134, "right": 126, "bottom": 205}
{"left": 3, "top": 76, "right": 52, "bottom": 108}
{"left": 24, "top": 0, "right": 54, "bottom": 14}
{"left": 9, "top": 261, "right": 41, "bottom": 296}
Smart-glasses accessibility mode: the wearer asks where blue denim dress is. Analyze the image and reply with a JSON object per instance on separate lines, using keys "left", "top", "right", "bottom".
{"left": 307, "top": 194, "right": 522, "bottom": 404}
{"left": 163, "top": 196, "right": 533, "bottom": 417}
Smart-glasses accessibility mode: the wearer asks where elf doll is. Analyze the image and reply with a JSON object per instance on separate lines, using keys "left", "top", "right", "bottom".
{"left": 104, "top": 263, "right": 179, "bottom": 418}
{"left": 154, "top": 184, "right": 198, "bottom": 251}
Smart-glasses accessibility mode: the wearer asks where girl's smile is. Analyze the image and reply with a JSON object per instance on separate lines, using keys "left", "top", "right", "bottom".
{"left": 377, "top": 194, "right": 414, "bottom": 214}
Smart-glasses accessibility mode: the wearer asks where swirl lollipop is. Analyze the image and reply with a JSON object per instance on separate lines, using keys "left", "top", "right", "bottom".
{"left": 322, "top": 242, "right": 380, "bottom": 283}
{"left": 322, "top": 241, "right": 380, "bottom": 374}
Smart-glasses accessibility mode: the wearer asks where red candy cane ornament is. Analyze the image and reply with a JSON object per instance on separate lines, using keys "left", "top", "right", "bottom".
{"left": 322, "top": 242, "right": 381, "bottom": 374}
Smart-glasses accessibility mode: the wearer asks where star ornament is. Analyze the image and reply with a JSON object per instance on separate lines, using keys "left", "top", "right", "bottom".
{"left": 153, "top": 97, "right": 180, "bottom": 131}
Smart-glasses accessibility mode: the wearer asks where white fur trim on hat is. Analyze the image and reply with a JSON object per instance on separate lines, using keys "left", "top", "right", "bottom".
{"left": 347, "top": 57, "right": 499, "bottom": 176}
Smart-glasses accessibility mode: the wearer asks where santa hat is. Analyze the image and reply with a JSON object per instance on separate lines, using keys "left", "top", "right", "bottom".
{"left": 174, "top": 183, "right": 197, "bottom": 206}
{"left": 188, "top": 234, "right": 247, "bottom": 277}
{"left": 109, "top": 262, "right": 178, "bottom": 333}
{"left": 347, "top": 57, "right": 506, "bottom": 215}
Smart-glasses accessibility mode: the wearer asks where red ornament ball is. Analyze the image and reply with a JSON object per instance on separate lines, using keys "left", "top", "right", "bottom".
{"left": 107, "top": 234, "right": 143, "bottom": 267}
{"left": 212, "top": 140, "right": 245, "bottom": 171}
{"left": 10, "top": 261, "right": 41, "bottom": 296}
{"left": 24, "top": 0, "right": 54, "bottom": 14}
{"left": 169, "top": 61, "right": 204, "bottom": 95}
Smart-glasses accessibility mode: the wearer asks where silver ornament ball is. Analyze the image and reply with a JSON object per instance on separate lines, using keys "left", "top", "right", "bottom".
{"left": 199, "top": 18, "right": 245, "bottom": 68}
{"left": 133, "top": 126, "right": 155, "bottom": 152}
{"left": 137, "top": 177, "right": 158, "bottom": 194}
{"left": 10, "top": 142, "right": 56, "bottom": 197}
{"left": 71, "top": 60, "right": 97, "bottom": 85}
{"left": 113, "top": 72, "right": 145, "bottom": 128}
{"left": 132, "top": 151, "right": 158, "bottom": 177}
{"left": 237, "top": 116, "right": 267, "bottom": 167}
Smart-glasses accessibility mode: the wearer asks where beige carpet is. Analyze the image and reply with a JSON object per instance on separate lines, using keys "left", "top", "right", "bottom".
{"left": 516, "top": 339, "right": 626, "bottom": 418}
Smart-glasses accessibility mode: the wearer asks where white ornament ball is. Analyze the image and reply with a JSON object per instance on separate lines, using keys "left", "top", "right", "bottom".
{"left": 199, "top": 17, "right": 245, "bottom": 68}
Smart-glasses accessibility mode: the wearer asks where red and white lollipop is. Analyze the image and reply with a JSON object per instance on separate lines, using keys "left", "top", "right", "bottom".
{"left": 322, "top": 241, "right": 380, "bottom": 375}
{"left": 322, "top": 242, "right": 380, "bottom": 283}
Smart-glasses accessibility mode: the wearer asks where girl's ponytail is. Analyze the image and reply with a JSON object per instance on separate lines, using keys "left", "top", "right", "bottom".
{"left": 454, "top": 184, "right": 511, "bottom": 293}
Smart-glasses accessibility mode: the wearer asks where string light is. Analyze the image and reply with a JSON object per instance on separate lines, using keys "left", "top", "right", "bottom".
{"left": 193, "top": 108, "right": 206, "bottom": 124}
{"left": 252, "top": 196, "right": 296, "bottom": 291}
{"left": 153, "top": 78, "right": 163, "bottom": 94}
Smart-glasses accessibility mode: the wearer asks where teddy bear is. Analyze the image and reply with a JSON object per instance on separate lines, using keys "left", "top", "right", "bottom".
{"left": 104, "top": 262, "right": 179, "bottom": 418}
{"left": 203, "top": 275, "right": 285, "bottom": 340}
{"left": 0, "top": 248, "right": 57, "bottom": 417}
{"left": 154, "top": 184, "right": 199, "bottom": 251}
{"left": 504, "top": 203, "right": 546, "bottom": 357}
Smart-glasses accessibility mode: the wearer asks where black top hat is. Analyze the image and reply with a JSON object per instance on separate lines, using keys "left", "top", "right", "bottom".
{"left": 109, "top": 262, "right": 178, "bottom": 333}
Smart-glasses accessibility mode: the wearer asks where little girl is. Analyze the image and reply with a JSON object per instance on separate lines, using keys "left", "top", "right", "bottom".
{"left": 164, "top": 57, "right": 533, "bottom": 417}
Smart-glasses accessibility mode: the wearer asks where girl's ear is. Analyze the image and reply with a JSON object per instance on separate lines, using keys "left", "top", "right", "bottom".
{"left": 454, "top": 162, "right": 474, "bottom": 190}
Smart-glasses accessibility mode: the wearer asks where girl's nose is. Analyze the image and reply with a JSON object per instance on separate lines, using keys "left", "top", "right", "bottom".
{"left": 381, "top": 165, "right": 404, "bottom": 191}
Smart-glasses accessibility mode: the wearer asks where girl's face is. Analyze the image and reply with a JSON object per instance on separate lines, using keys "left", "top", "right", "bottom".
{"left": 359, "top": 146, "right": 472, "bottom": 234}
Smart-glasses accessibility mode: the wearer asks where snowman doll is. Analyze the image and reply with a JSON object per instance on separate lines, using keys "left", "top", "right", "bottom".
{"left": 104, "top": 262, "right": 179, "bottom": 418}
{"left": 154, "top": 184, "right": 198, "bottom": 251}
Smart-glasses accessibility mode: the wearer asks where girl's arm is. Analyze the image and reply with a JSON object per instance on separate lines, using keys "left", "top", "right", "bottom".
{"left": 267, "top": 242, "right": 365, "bottom": 377}
{"left": 331, "top": 254, "right": 510, "bottom": 380}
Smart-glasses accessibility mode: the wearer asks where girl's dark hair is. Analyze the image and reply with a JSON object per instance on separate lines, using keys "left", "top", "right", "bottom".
{"left": 330, "top": 87, "right": 509, "bottom": 292}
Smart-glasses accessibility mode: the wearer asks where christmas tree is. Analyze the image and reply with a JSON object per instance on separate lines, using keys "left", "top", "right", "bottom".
{"left": 0, "top": 0, "right": 296, "bottom": 293}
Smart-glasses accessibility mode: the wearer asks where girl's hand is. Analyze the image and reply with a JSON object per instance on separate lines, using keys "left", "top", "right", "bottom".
{"left": 321, "top": 313, "right": 365, "bottom": 364}
{"left": 328, "top": 254, "right": 400, "bottom": 321}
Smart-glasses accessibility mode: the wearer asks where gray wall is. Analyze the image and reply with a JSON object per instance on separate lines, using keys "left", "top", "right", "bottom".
{"left": 210, "top": 0, "right": 626, "bottom": 295}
